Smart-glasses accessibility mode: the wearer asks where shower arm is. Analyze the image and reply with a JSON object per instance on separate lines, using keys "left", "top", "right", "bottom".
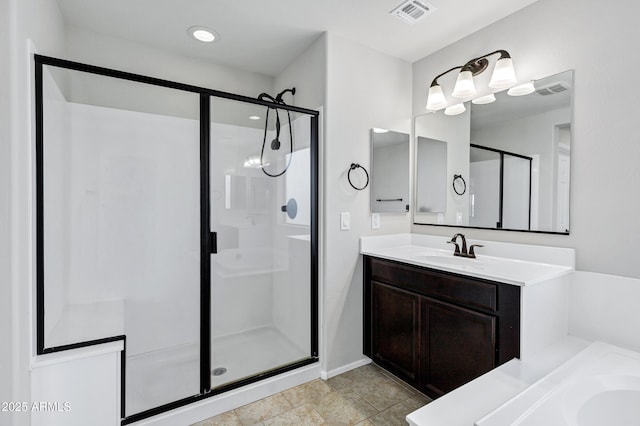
{"left": 275, "top": 88, "right": 296, "bottom": 104}
{"left": 257, "top": 87, "right": 296, "bottom": 105}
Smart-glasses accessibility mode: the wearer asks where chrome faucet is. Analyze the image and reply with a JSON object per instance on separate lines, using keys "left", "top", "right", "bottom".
{"left": 447, "top": 233, "right": 483, "bottom": 258}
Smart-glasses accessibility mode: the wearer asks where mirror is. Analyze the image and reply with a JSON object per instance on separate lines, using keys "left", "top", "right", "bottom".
{"left": 416, "top": 136, "right": 447, "bottom": 213}
{"left": 371, "top": 129, "right": 410, "bottom": 213}
{"left": 414, "top": 70, "right": 573, "bottom": 234}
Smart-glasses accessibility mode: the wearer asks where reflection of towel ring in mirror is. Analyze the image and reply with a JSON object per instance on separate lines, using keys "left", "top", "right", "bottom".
{"left": 348, "top": 163, "right": 369, "bottom": 190}
{"left": 453, "top": 174, "right": 466, "bottom": 195}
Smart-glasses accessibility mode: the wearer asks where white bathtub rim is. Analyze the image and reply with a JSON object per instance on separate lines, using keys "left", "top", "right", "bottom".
{"left": 476, "top": 341, "right": 640, "bottom": 425}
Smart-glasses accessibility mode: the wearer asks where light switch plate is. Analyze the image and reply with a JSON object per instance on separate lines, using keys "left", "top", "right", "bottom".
{"left": 340, "top": 212, "right": 350, "bottom": 230}
{"left": 371, "top": 213, "right": 380, "bottom": 229}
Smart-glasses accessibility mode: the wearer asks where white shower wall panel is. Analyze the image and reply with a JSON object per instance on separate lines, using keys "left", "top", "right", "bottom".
{"left": 64, "top": 102, "right": 200, "bottom": 356}
{"left": 211, "top": 269, "right": 274, "bottom": 339}
{"left": 42, "top": 67, "right": 71, "bottom": 341}
{"left": 272, "top": 236, "right": 311, "bottom": 354}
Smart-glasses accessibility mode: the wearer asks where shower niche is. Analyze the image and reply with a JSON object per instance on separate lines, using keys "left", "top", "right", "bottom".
{"left": 35, "top": 56, "right": 319, "bottom": 424}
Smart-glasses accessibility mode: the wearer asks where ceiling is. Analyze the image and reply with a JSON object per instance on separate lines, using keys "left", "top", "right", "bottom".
{"left": 56, "top": 0, "right": 540, "bottom": 77}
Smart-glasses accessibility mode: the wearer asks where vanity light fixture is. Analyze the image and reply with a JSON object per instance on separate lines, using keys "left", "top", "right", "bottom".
{"left": 471, "top": 93, "right": 496, "bottom": 105}
{"left": 507, "top": 81, "right": 535, "bottom": 96}
{"left": 451, "top": 69, "right": 476, "bottom": 98}
{"left": 249, "top": 115, "right": 260, "bottom": 120}
{"left": 426, "top": 50, "right": 518, "bottom": 111}
{"left": 188, "top": 26, "right": 218, "bottom": 43}
{"left": 444, "top": 103, "right": 466, "bottom": 116}
{"left": 373, "top": 128, "right": 390, "bottom": 133}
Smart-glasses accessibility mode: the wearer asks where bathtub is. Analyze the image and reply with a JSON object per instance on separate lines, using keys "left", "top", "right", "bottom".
{"left": 476, "top": 341, "right": 640, "bottom": 425}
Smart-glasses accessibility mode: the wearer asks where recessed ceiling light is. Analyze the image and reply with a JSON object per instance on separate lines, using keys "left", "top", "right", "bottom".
{"left": 188, "top": 26, "right": 217, "bottom": 43}
{"left": 249, "top": 115, "right": 260, "bottom": 120}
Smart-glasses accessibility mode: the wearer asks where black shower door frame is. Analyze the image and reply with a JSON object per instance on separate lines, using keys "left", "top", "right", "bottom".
{"left": 470, "top": 143, "right": 533, "bottom": 230}
{"left": 34, "top": 54, "right": 319, "bottom": 425}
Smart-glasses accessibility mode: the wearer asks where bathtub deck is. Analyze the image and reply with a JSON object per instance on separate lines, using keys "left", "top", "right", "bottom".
{"left": 476, "top": 341, "right": 640, "bottom": 425}
{"left": 406, "top": 336, "right": 590, "bottom": 426}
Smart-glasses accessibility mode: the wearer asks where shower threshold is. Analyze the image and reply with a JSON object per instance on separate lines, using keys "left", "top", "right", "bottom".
{"left": 125, "top": 326, "right": 307, "bottom": 417}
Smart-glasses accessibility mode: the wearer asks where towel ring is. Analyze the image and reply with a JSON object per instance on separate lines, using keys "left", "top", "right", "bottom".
{"left": 348, "top": 163, "right": 369, "bottom": 190}
{"left": 453, "top": 174, "right": 466, "bottom": 195}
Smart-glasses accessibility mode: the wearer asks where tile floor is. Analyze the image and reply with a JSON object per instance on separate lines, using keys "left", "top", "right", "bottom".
{"left": 192, "top": 363, "right": 431, "bottom": 425}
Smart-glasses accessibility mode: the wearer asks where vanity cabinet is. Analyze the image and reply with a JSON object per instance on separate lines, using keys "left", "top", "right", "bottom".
{"left": 371, "top": 281, "right": 420, "bottom": 381}
{"left": 363, "top": 256, "right": 520, "bottom": 399}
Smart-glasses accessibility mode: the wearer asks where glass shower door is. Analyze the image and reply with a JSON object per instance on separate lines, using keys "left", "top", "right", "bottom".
{"left": 209, "top": 96, "right": 314, "bottom": 388}
{"left": 469, "top": 147, "right": 501, "bottom": 228}
{"left": 502, "top": 154, "right": 531, "bottom": 230}
{"left": 39, "top": 64, "right": 202, "bottom": 417}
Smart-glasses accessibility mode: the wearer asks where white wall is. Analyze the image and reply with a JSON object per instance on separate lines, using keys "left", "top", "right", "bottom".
{"left": 0, "top": 0, "right": 14, "bottom": 416}
{"left": 569, "top": 272, "right": 640, "bottom": 353}
{"left": 412, "top": 0, "right": 640, "bottom": 279}
{"left": 275, "top": 33, "right": 326, "bottom": 112}
{"left": 323, "top": 33, "right": 412, "bottom": 373}
{"left": 6, "top": 0, "right": 67, "bottom": 425}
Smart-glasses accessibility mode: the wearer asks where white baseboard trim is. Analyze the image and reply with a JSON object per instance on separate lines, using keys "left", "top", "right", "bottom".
{"left": 320, "top": 357, "right": 371, "bottom": 380}
{"left": 135, "top": 363, "right": 320, "bottom": 426}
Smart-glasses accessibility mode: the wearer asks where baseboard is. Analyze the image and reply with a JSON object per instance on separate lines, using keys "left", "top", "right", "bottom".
{"left": 320, "top": 357, "right": 371, "bottom": 380}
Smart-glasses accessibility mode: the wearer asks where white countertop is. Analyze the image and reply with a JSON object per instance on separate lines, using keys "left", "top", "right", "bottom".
{"left": 406, "top": 336, "right": 591, "bottom": 426}
{"left": 360, "top": 234, "right": 575, "bottom": 286}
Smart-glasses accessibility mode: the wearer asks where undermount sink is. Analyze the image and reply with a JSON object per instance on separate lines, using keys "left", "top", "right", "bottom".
{"left": 413, "top": 254, "right": 488, "bottom": 268}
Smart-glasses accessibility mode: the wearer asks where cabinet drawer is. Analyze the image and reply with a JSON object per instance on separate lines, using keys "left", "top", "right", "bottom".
{"left": 368, "top": 257, "right": 497, "bottom": 312}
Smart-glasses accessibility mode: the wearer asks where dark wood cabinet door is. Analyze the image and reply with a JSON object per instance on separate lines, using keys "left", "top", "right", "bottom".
{"left": 371, "top": 281, "right": 419, "bottom": 381}
{"left": 420, "top": 297, "right": 495, "bottom": 397}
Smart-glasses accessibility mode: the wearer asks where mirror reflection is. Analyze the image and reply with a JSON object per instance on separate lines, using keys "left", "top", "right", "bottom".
{"left": 371, "top": 129, "right": 410, "bottom": 213}
{"left": 416, "top": 136, "right": 447, "bottom": 213}
{"left": 414, "top": 70, "right": 573, "bottom": 234}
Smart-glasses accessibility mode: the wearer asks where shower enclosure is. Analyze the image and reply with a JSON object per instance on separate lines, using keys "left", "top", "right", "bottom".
{"left": 468, "top": 144, "right": 532, "bottom": 230}
{"left": 35, "top": 55, "right": 318, "bottom": 424}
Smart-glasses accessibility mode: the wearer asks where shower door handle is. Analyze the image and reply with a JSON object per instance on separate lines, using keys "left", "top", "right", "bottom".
{"left": 209, "top": 232, "right": 217, "bottom": 254}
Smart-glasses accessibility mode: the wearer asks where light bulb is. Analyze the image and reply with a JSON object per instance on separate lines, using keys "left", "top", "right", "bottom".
{"left": 188, "top": 26, "right": 218, "bottom": 43}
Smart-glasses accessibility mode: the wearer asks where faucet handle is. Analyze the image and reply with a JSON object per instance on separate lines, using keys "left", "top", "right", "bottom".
{"left": 447, "top": 240, "right": 461, "bottom": 254}
{"left": 469, "top": 244, "right": 484, "bottom": 258}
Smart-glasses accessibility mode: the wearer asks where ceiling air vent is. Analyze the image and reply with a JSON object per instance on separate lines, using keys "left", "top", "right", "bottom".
{"left": 535, "top": 81, "right": 571, "bottom": 96}
{"left": 390, "top": 0, "right": 435, "bottom": 24}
